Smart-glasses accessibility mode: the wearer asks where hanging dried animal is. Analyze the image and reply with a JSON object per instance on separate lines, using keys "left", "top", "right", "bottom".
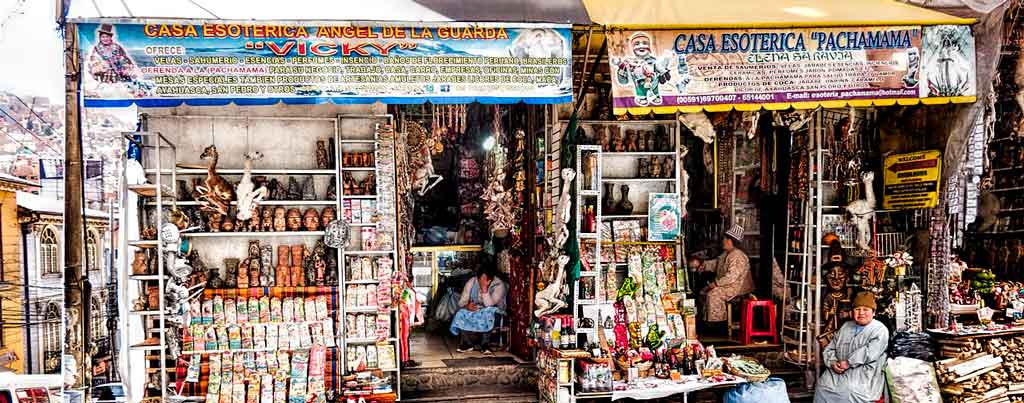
{"left": 408, "top": 122, "right": 443, "bottom": 195}
{"left": 845, "top": 171, "right": 876, "bottom": 251}
{"left": 236, "top": 151, "right": 269, "bottom": 221}
{"left": 678, "top": 112, "right": 715, "bottom": 143}
{"left": 195, "top": 145, "right": 234, "bottom": 216}
{"left": 534, "top": 168, "right": 576, "bottom": 318}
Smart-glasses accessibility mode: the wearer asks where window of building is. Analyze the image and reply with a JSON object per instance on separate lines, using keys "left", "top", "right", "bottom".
{"left": 86, "top": 229, "right": 99, "bottom": 272}
{"left": 39, "top": 228, "right": 59, "bottom": 276}
{"left": 42, "top": 302, "right": 60, "bottom": 374}
{"left": 91, "top": 296, "right": 103, "bottom": 339}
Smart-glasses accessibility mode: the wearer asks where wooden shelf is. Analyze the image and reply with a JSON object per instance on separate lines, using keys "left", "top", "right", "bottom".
{"left": 341, "top": 167, "right": 376, "bottom": 171}
{"left": 601, "top": 178, "right": 675, "bottom": 183}
{"left": 601, "top": 152, "right": 675, "bottom": 156}
{"left": 343, "top": 250, "right": 395, "bottom": 255}
{"left": 148, "top": 168, "right": 336, "bottom": 175}
{"left": 130, "top": 274, "right": 167, "bottom": 281}
{"left": 182, "top": 231, "right": 325, "bottom": 237}
{"left": 128, "top": 184, "right": 168, "bottom": 198}
{"left": 146, "top": 200, "right": 337, "bottom": 206}
{"left": 346, "top": 279, "right": 381, "bottom": 285}
{"left": 129, "top": 240, "right": 159, "bottom": 248}
{"left": 342, "top": 195, "right": 378, "bottom": 199}
{"left": 130, "top": 343, "right": 165, "bottom": 351}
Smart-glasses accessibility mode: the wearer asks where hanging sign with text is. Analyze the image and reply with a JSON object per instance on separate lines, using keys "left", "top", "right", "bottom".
{"left": 883, "top": 150, "right": 942, "bottom": 210}
{"left": 606, "top": 25, "right": 976, "bottom": 113}
{"left": 76, "top": 22, "right": 572, "bottom": 107}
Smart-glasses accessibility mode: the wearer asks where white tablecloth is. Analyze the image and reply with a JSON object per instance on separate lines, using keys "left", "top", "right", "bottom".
{"left": 611, "top": 376, "right": 747, "bottom": 400}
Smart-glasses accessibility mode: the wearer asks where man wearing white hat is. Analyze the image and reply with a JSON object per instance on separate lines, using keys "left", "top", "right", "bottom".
{"left": 692, "top": 224, "right": 755, "bottom": 324}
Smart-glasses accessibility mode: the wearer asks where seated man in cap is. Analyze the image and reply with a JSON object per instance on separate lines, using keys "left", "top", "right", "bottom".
{"left": 814, "top": 291, "right": 890, "bottom": 403}
{"left": 691, "top": 224, "right": 755, "bottom": 329}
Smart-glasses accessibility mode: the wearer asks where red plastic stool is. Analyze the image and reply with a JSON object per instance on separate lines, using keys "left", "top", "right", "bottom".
{"left": 740, "top": 298, "right": 778, "bottom": 345}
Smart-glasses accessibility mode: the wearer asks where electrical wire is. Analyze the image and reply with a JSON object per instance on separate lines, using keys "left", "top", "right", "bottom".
{"left": 0, "top": 106, "right": 64, "bottom": 157}
{"left": 188, "top": 0, "right": 220, "bottom": 19}
{"left": 11, "top": 95, "right": 65, "bottom": 154}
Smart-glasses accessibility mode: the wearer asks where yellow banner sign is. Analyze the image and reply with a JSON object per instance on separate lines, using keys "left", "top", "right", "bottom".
{"left": 883, "top": 150, "right": 942, "bottom": 210}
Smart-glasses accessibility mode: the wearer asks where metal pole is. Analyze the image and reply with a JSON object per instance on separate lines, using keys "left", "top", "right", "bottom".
{"left": 62, "top": 19, "right": 90, "bottom": 390}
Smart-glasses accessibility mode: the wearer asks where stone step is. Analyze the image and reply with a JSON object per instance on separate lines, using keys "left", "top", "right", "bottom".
{"left": 402, "top": 384, "right": 537, "bottom": 403}
{"left": 401, "top": 363, "right": 538, "bottom": 394}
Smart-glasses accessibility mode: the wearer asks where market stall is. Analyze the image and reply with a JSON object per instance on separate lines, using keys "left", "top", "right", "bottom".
{"left": 69, "top": 17, "right": 574, "bottom": 402}
{"left": 530, "top": 0, "right": 980, "bottom": 401}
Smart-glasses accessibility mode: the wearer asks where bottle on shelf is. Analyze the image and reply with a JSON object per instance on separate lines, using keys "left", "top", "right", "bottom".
{"left": 566, "top": 323, "right": 576, "bottom": 350}
{"left": 551, "top": 319, "right": 562, "bottom": 350}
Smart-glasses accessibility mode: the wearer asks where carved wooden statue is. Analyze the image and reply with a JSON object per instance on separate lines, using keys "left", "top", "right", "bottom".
{"left": 195, "top": 145, "right": 234, "bottom": 216}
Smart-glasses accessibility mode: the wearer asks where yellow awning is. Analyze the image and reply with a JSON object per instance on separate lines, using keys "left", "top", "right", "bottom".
{"left": 582, "top": 0, "right": 975, "bottom": 29}
{"left": 619, "top": 96, "right": 978, "bottom": 116}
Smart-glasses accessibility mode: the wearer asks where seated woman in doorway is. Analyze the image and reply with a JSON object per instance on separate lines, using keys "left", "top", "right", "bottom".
{"left": 692, "top": 225, "right": 754, "bottom": 331}
{"left": 449, "top": 266, "right": 507, "bottom": 354}
{"left": 814, "top": 291, "right": 889, "bottom": 403}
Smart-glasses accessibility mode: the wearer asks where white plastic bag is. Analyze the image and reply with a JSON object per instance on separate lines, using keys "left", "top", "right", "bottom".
{"left": 885, "top": 357, "right": 942, "bottom": 403}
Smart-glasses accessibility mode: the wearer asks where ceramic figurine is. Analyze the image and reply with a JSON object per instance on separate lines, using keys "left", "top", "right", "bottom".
{"left": 246, "top": 207, "right": 261, "bottom": 232}
{"left": 301, "top": 176, "right": 316, "bottom": 201}
{"left": 362, "top": 173, "right": 376, "bottom": 195}
{"left": 147, "top": 286, "right": 160, "bottom": 310}
{"left": 290, "top": 245, "right": 305, "bottom": 287}
{"left": 626, "top": 129, "right": 638, "bottom": 152}
{"left": 646, "top": 130, "right": 657, "bottom": 152}
{"left": 286, "top": 177, "right": 302, "bottom": 200}
{"left": 343, "top": 173, "right": 357, "bottom": 196}
{"left": 326, "top": 181, "right": 337, "bottom": 201}
{"left": 268, "top": 178, "right": 286, "bottom": 201}
{"left": 208, "top": 213, "right": 223, "bottom": 232}
{"left": 238, "top": 259, "right": 250, "bottom": 289}
{"left": 366, "top": 151, "right": 375, "bottom": 166}
{"left": 655, "top": 125, "right": 670, "bottom": 151}
{"left": 603, "top": 183, "right": 617, "bottom": 215}
{"left": 276, "top": 246, "right": 291, "bottom": 287}
{"left": 188, "top": 209, "right": 206, "bottom": 232}
{"left": 650, "top": 157, "right": 662, "bottom": 178}
{"left": 176, "top": 179, "right": 191, "bottom": 201}
{"left": 206, "top": 265, "right": 223, "bottom": 289}
{"left": 286, "top": 208, "right": 303, "bottom": 231}
{"left": 313, "top": 242, "right": 327, "bottom": 286}
{"left": 220, "top": 217, "right": 235, "bottom": 232}
{"left": 324, "top": 254, "right": 338, "bottom": 285}
{"left": 617, "top": 185, "right": 634, "bottom": 215}
{"left": 260, "top": 245, "right": 273, "bottom": 287}
{"left": 638, "top": 158, "right": 650, "bottom": 178}
{"left": 316, "top": 140, "right": 330, "bottom": 169}
{"left": 303, "top": 208, "right": 321, "bottom": 231}
{"left": 132, "top": 250, "right": 149, "bottom": 275}
{"left": 260, "top": 208, "right": 274, "bottom": 232}
{"left": 598, "top": 126, "right": 609, "bottom": 151}
{"left": 640, "top": 131, "right": 650, "bottom": 152}
{"left": 224, "top": 258, "right": 240, "bottom": 288}
{"left": 661, "top": 156, "right": 674, "bottom": 178}
{"left": 342, "top": 153, "right": 352, "bottom": 167}
{"left": 273, "top": 207, "right": 287, "bottom": 232}
{"left": 304, "top": 245, "right": 317, "bottom": 286}
{"left": 247, "top": 241, "right": 261, "bottom": 288}
{"left": 321, "top": 207, "right": 336, "bottom": 228}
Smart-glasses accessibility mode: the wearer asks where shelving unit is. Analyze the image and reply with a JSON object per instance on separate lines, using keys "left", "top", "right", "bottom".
{"left": 122, "top": 113, "right": 402, "bottom": 401}
{"left": 337, "top": 115, "right": 403, "bottom": 400}
{"left": 566, "top": 119, "right": 684, "bottom": 376}
{"left": 121, "top": 131, "right": 177, "bottom": 399}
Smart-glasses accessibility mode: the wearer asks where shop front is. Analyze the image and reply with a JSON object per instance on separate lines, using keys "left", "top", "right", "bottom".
{"left": 70, "top": 17, "right": 575, "bottom": 402}
{"left": 532, "top": 0, "right": 981, "bottom": 401}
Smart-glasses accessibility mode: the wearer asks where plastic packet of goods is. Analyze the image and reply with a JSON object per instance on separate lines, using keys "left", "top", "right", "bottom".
{"left": 245, "top": 374, "right": 260, "bottom": 403}
{"left": 310, "top": 322, "right": 324, "bottom": 345}
{"left": 323, "top": 319, "right": 337, "bottom": 347}
{"left": 260, "top": 296, "right": 270, "bottom": 323}
{"left": 366, "top": 345, "right": 378, "bottom": 369}
{"left": 298, "top": 322, "right": 313, "bottom": 348}
{"left": 213, "top": 296, "right": 225, "bottom": 324}
{"left": 266, "top": 323, "right": 278, "bottom": 350}
{"left": 228, "top": 325, "right": 242, "bottom": 350}
{"left": 249, "top": 297, "right": 260, "bottom": 323}
{"left": 256, "top": 351, "right": 268, "bottom": 373}
{"left": 316, "top": 295, "right": 329, "bottom": 321}
{"left": 305, "top": 298, "right": 318, "bottom": 323}
{"left": 260, "top": 373, "right": 274, "bottom": 403}
{"left": 186, "top": 354, "right": 201, "bottom": 382}
{"left": 253, "top": 323, "right": 266, "bottom": 350}
{"left": 241, "top": 324, "right": 254, "bottom": 350}
{"left": 282, "top": 298, "right": 295, "bottom": 323}
{"left": 365, "top": 315, "right": 376, "bottom": 339}
{"left": 217, "top": 325, "right": 230, "bottom": 351}
{"left": 278, "top": 324, "right": 290, "bottom": 350}
{"left": 270, "top": 297, "right": 282, "bottom": 322}
{"left": 224, "top": 298, "right": 237, "bottom": 324}
{"left": 294, "top": 297, "right": 305, "bottom": 323}
{"left": 206, "top": 353, "right": 222, "bottom": 398}
{"left": 237, "top": 297, "right": 249, "bottom": 323}
{"left": 202, "top": 299, "right": 214, "bottom": 324}
{"left": 205, "top": 325, "right": 218, "bottom": 351}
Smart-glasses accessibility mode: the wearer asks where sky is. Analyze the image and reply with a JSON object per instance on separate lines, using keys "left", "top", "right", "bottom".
{"left": 0, "top": 0, "right": 64, "bottom": 101}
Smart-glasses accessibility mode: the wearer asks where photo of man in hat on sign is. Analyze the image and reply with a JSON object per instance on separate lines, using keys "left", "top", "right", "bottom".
{"left": 87, "top": 23, "right": 141, "bottom": 84}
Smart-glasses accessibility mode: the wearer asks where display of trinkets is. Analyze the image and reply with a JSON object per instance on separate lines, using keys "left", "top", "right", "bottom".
{"left": 342, "top": 151, "right": 375, "bottom": 167}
